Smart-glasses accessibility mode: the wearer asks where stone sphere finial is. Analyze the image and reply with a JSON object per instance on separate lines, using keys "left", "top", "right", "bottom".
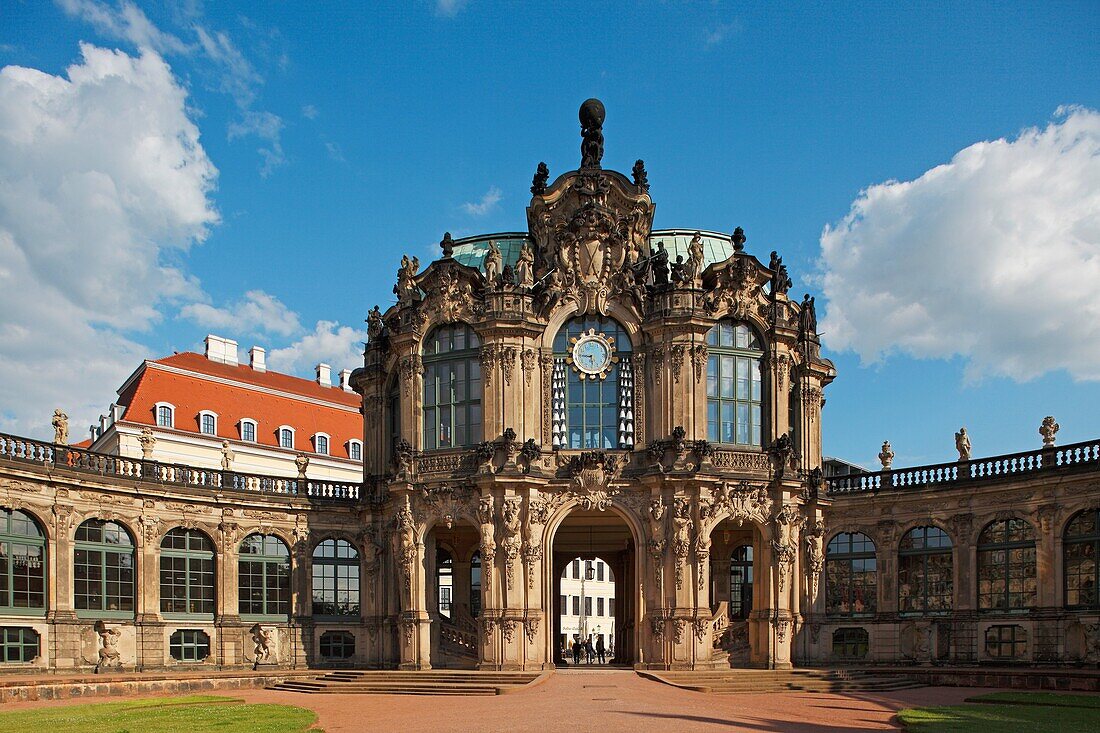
{"left": 579, "top": 98, "right": 606, "bottom": 128}
{"left": 732, "top": 226, "right": 746, "bottom": 252}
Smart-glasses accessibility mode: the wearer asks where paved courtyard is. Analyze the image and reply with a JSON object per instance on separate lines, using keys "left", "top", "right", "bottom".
{"left": 1, "top": 669, "right": 995, "bottom": 732}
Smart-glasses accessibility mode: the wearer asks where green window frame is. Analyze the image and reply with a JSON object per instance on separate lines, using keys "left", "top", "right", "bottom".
{"left": 238, "top": 534, "right": 290, "bottom": 620}
{"left": 978, "top": 518, "right": 1036, "bottom": 612}
{"left": 832, "top": 627, "right": 869, "bottom": 659}
{"left": 312, "top": 539, "right": 360, "bottom": 617}
{"left": 729, "top": 545, "right": 754, "bottom": 620}
{"left": 898, "top": 526, "right": 953, "bottom": 615}
{"left": 169, "top": 629, "right": 211, "bottom": 662}
{"left": 160, "top": 528, "right": 215, "bottom": 618}
{"left": 422, "top": 324, "right": 482, "bottom": 450}
{"left": 706, "top": 322, "right": 763, "bottom": 446}
{"left": 1064, "top": 508, "right": 1100, "bottom": 610}
{"left": 0, "top": 508, "right": 46, "bottom": 614}
{"left": 319, "top": 630, "right": 355, "bottom": 660}
{"left": 826, "top": 532, "right": 878, "bottom": 616}
{"left": 0, "top": 626, "right": 39, "bottom": 663}
{"left": 985, "top": 624, "right": 1027, "bottom": 659}
{"left": 552, "top": 316, "right": 633, "bottom": 450}
{"left": 74, "top": 519, "right": 135, "bottom": 618}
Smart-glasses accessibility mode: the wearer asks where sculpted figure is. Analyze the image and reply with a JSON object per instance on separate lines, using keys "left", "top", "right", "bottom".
{"left": 531, "top": 162, "right": 550, "bottom": 195}
{"left": 394, "top": 255, "right": 420, "bottom": 303}
{"left": 250, "top": 624, "right": 273, "bottom": 664}
{"left": 94, "top": 620, "right": 121, "bottom": 671}
{"left": 799, "top": 294, "right": 818, "bottom": 340}
{"left": 687, "top": 232, "right": 704, "bottom": 284}
{"left": 769, "top": 251, "right": 793, "bottom": 295}
{"left": 52, "top": 409, "right": 69, "bottom": 445}
{"left": 955, "top": 427, "right": 971, "bottom": 462}
{"left": 484, "top": 240, "right": 502, "bottom": 284}
{"left": 367, "top": 305, "right": 384, "bottom": 341}
{"left": 1040, "top": 416, "right": 1060, "bottom": 447}
{"left": 221, "top": 440, "right": 234, "bottom": 471}
{"left": 138, "top": 427, "right": 156, "bottom": 459}
{"left": 579, "top": 98, "right": 605, "bottom": 168}
{"left": 670, "top": 255, "right": 689, "bottom": 285}
{"left": 650, "top": 241, "right": 670, "bottom": 286}
{"left": 632, "top": 159, "right": 649, "bottom": 191}
{"left": 515, "top": 242, "right": 535, "bottom": 287}
{"left": 295, "top": 453, "right": 309, "bottom": 478}
{"left": 879, "top": 440, "right": 895, "bottom": 469}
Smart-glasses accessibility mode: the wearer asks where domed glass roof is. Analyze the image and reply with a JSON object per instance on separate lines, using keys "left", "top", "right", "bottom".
{"left": 448, "top": 229, "right": 736, "bottom": 273}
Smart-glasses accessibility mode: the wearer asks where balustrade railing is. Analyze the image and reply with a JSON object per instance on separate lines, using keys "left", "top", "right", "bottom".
{"left": 828, "top": 438, "right": 1100, "bottom": 494}
{"left": 0, "top": 431, "right": 360, "bottom": 502}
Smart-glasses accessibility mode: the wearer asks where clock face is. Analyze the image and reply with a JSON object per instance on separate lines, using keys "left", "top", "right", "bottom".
{"left": 569, "top": 330, "right": 616, "bottom": 379}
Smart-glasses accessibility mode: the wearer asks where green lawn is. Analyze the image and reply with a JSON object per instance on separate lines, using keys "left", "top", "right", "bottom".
{"left": 0, "top": 695, "right": 320, "bottom": 733}
{"left": 899, "top": 692, "right": 1100, "bottom": 732}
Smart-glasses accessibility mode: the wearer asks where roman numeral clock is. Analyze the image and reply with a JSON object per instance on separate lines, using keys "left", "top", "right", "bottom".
{"left": 566, "top": 328, "right": 618, "bottom": 380}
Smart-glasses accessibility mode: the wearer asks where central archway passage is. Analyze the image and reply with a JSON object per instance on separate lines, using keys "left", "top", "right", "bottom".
{"left": 550, "top": 508, "right": 636, "bottom": 666}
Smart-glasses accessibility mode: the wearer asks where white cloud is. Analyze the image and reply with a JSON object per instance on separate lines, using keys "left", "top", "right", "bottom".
{"left": 435, "top": 0, "right": 468, "bottom": 17}
{"left": 267, "top": 321, "right": 367, "bottom": 375}
{"left": 704, "top": 21, "right": 741, "bottom": 48}
{"left": 227, "top": 109, "right": 285, "bottom": 176}
{"left": 180, "top": 290, "right": 301, "bottom": 337}
{"left": 461, "top": 186, "right": 502, "bottom": 216}
{"left": 819, "top": 107, "right": 1100, "bottom": 383}
{"left": 0, "top": 43, "right": 219, "bottom": 436}
{"left": 57, "top": 0, "right": 191, "bottom": 55}
{"left": 301, "top": 104, "right": 318, "bottom": 119}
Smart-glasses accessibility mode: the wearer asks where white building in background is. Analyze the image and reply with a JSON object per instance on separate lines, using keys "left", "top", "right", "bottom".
{"left": 559, "top": 557, "right": 616, "bottom": 656}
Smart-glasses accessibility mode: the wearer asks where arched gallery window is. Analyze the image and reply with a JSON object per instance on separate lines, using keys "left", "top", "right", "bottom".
{"left": 0, "top": 508, "right": 46, "bottom": 613}
{"left": 729, "top": 545, "right": 753, "bottom": 620}
{"left": 898, "top": 526, "right": 953, "bottom": 614}
{"left": 977, "top": 518, "right": 1036, "bottom": 612}
{"left": 74, "top": 519, "right": 135, "bottom": 616}
{"left": 160, "top": 528, "right": 215, "bottom": 617}
{"left": 826, "top": 532, "right": 877, "bottom": 616}
{"left": 1064, "top": 508, "right": 1100, "bottom": 609}
{"left": 706, "top": 322, "right": 763, "bottom": 446}
{"left": 422, "top": 323, "right": 482, "bottom": 450}
{"left": 238, "top": 534, "right": 290, "bottom": 619}
{"left": 312, "top": 539, "right": 360, "bottom": 617}
{"left": 551, "top": 316, "right": 634, "bottom": 450}
{"left": 470, "top": 551, "right": 482, "bottom": 617}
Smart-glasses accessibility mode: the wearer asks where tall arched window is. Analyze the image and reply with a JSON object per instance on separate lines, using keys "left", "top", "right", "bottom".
{"left": 0, "top": 509, "right": 46, "bottom": 613}
{"left": 74, "top": 519, "right": 135, "bottom": 616}
{"left": 312, "top": 539, "right": 360, "bottom": 617}
{"left": 238, "top": 534, "right": 290, "bottom": 619}
{"left": 422, "top": 324, "right": 482, "bottom": 450}
{"left": 706, "top": 322, "right": 763, "bottom": 446}
{"left": 160, "top": 528, "right": 215, "bottom": 617}
{"left": 1064, "top": 508, "right": 1100, "bottom": 609}
{"left": 978, "top": 518, "right": 1036, "bottom": 612}
{"left": 826, "top": 532, "right": 877, "bottom": 615}
{"left": 551, "top": 316, "right": 634, "bottom": 450}
{"left": 470, "top": 550, "right": 482, "bottom": 618}
{"left": 898, "top": 526, "right": 953, "bottom": 614}
{"left": 729, "top": 545, "right": 753, "bottom": 620}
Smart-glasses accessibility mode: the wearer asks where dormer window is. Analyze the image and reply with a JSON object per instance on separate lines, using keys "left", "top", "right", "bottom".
{"left": 239, "top": 419, "right": 257, "bottom": 443}
{"left": 154, "top": 403, "right": 175, "bottom": 428}
{"left": 278, "top": 426, "right": 295, "bottom": 450}
{"left": 313, "top": 433, "right": 330, "bottom": 456}
{"left": 348, "top": 440, "right": 363, "bottom": 461}
{"left": 198, "top": 411, "right": 217, "bottom": 436}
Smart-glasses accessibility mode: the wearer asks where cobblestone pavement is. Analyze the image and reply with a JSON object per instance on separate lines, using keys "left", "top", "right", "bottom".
{"left": 0, "top": 670, "right": 997, "bottom": 732}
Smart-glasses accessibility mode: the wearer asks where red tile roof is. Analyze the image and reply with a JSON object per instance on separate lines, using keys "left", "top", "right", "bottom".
{"left": 118, "top": 352, "right": 363, "bottom": 458}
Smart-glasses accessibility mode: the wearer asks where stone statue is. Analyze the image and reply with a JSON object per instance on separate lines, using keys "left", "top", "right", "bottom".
{"left": 138, "top": 427, "right": 156, "bottom": 459}
{"left": 632, "top": 159, "right": 649, "bottom": 192}
{"left": 484, "top": 240, "right": 502, "bottom": 284}
{"left": 687, "top": 232, "right": 704, "bottom": 284}
{"left": 94, "top": 620, "right": 121, "bottom": 672}
{"left": 394, "top": 254, "right": 420, "bottom": 303}
{"left": 731, "top": 226, "right": 746, "bottom": 252}
{"left": 531, "top": 162, "right": 549, "bottom": 195}
{"left": 579, "top": 98, "right": 605, "bottom": 169}
{"left": 221, "top": 440, "right": 234, "bottom": 471}
{"left": 440, "top": 231, "right": 454, "bottom": 258}
{"left": 769, "top": 251, "right": 792, "bottom": 296}
{"left": 295, "top": 453, "right": 309, "bottom": 478}
{"left": 366, "top": 305, "right": 384, "bottom": 342}
{"left": 250, "top": 624, "right": 273, "bottom": 666}
{"left": 501, "top": 264, "right": 516, "bottom": 287}
{"left": 670, "top": 254, "right": 689, "bottom": 285}
{"left": 1040, "top": 416, "right": 1060, "bottom": 447}
{"left": 799, "top": 294, "right": 818, "bottom": 341}
{"left": 51, "top": 409, "right": 68, "bottom": 445}
{"left": 879, "top": 440, "right": 894, "bottom": 469}
{"left": 515, "top": 242, "right": 535, "bottom": 287}
{"left": 955, "top": 428, "right": 971, "bottom": 462}
{"left": 650, "top": 241, "right": 670, "bottom": 286}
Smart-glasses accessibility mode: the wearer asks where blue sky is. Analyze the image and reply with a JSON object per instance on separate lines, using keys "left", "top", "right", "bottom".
{"left": 0, "top": 1, "right": 1097, "bottom": 467}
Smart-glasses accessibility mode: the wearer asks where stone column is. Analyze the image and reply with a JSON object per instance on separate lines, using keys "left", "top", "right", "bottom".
{"left": 214, "top": 527, "right": 241, "bottom": 666}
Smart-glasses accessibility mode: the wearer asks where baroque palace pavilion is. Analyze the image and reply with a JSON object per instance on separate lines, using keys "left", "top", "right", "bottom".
{"left": 0, "top": 100, "right": 1098, "bottom": 675}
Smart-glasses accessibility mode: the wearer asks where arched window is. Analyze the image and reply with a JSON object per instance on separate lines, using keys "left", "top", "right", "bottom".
{"left": 898, "top": 526, "right": 953, "bottom": 614}
{"left": 978, "top": 518, "right": 1036, "bottom": 612}
{"left": 0, "top": 509, "right": 46, "bottom": 613}
{"left": 278, "top": 427, "right": 295, "bottom": 449}
{"left": 706, "top": 322, "right": 763, "bottom": 446}
{"left": 313, "top": 433, "right": 329, "bottom": 455}
{"left": 729, "top": 545, "right": 753, "bottom": 620}
{"left": 198, "top": 411, "right": 217, "bottom": 436}
{"left": 74, "top": 519, "right": 135, "bottom": 616}
{"left": 422, "top": 324, "right": 482, "bottom": 450}
{"left": 238, "top": 534, "right": 290, "bottom": 619}
{"left": 239, "top": 419, "right": 257, "bottom": 442}
{"left": 155, "top": 403, "right": 174, "bottom": 428}
{"left": 160, "top": 528, "right": 215, "bottom": 617}
{"left": 1064, "top": 508, "right": 1100, "bottom": 609}
{"left": 826, "top": 532, "right": 877, "bottom": 616}
{"left": 348, "top": 440, "right": 363, "bottom": 461}
{"left": 551, "top": 316, "right": 634, "bottom": 450}
{"left": 470, "top": 551, "right": 482, "bottom": 618}
{"left": 312, "top": 539, "right": 360, "bottom": 617}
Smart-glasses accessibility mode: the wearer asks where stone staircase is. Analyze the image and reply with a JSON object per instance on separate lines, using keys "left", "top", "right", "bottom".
{"left": 269, "top": 670, "right": 545, "bottom": 696}
{"left": 638, "top": 668, "right": 924, "bottom": 694}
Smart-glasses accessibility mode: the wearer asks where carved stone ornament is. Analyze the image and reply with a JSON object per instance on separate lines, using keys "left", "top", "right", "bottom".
{"left": 878, "top": 440, "right": 895, "bottom": 469}
{"left": 400, "top": 355, "right": 423, "bottom": 398}
{"left": 1040, "top": 416, "right": 1060, "bottom": 447}
{"left": 673, "top": 498, "right": 693, "bottom": 591}
{"left": 500, "top": 498, "right": 522, "bottom": 589}
{"left": 564, "top": 451, "right": 622, "bottom": 510}
{"left": 394, "top": 497, "right": 419, "bottom": 594}
{"left": 502, "top": 619, "right": 518, "bottom": 643}
{"left": 420, "top": 265, "right": 478, "bottom": 325}
{"left": 521, "top": 348, "right": 537, "bottom": 387}
{"left": 804, "top": 520, "right": 826, "bottom": 601}
{"left": 650, "top": 614, "right": 666, "bottom": 640}
{"left": 774, "top": 617, "right": 792, "bottom": 644}
{"left": 691, "top": 343, "right": 709, "bottom": 382}
{"left": 707, "top": 481, "right": 772, "bottom": 529}
{"left": 94, "top": 620, "right": 122, "bottom": 672}
{"left": 524, "top": 616, "right": 540, "bottom": 643}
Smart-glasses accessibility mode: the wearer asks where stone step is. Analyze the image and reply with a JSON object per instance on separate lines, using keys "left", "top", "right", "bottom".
{"left": 268, "top": 670, "right": 544, "bottom": 696}
{"left": 638, "top": 669, "right": 924, "bottom": 694}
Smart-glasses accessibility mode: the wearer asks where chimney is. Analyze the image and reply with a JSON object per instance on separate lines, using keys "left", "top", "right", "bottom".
{"left": 250, "top": 346, "right": 266, "bottom": 372}
{"left": 316, "top": 363, "right": 332, "bottom": 388}
{"left": 339, "top": 368, "right": 353, "bottom": 391}
{"left": 204, "top": 335, "right": 239, "bottom": 366}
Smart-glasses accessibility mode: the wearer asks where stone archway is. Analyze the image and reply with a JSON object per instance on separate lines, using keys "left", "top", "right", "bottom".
{"left": 423, "top": 520, "right": 481, "bottom": 669}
